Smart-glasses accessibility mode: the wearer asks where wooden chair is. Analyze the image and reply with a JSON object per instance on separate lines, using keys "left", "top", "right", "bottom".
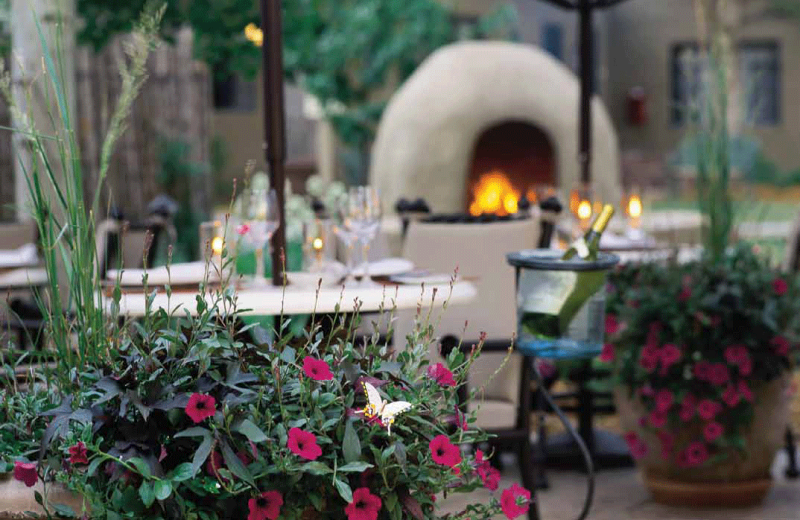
{"left": 396, "top": 217, "right": 540, "bottom": 519}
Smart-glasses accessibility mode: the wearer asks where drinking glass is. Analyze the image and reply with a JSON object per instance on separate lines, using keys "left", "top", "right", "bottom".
{"left": 342, "top": 186, "right": 382, "bottom": 283}
{"left": 331, "top": 195, "right": 359, "bottom": 282}
{"left": 236, "top": 188, "right": 279, "bottom": 286}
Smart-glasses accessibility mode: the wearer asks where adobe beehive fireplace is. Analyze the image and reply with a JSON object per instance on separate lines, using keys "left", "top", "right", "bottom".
{"left": 370, "top": 41, "right": 622, "bottom": 214}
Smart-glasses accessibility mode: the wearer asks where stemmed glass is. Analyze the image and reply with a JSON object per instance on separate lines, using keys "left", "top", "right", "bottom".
{"left": 342, "top": 186, "right": 382, "bottom": 283}
{"left": 236, "top": 188, "right": 279, "bottom": 286}
{"left": 331, "top": 195, "right": 359, "bottom": 283}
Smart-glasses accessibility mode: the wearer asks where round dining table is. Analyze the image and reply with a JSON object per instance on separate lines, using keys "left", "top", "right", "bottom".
{"left": 107, "top": 279, "right": 478, "bottom": 317}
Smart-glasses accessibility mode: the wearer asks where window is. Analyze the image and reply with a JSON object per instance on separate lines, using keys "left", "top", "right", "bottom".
{"left": 213, "top": 74, "right": 257, "bottom": 112}
{"left": 671, "top": 41, "right": 780, "bottom": 126}
{"left": 541, "top": 23, "right": 564, "bottom": 61}
{"left": 739, "top": 42, "right": 780, "bottom": 125}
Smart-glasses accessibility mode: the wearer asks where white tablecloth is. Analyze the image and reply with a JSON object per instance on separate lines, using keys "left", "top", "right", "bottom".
{"left": 0, "top": 267, "right": 48, "bottom": 289}
{"left": 107, "top": 281, "right": 477, "bottom": 317}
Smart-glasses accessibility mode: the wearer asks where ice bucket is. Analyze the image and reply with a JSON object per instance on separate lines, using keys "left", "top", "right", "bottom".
{"left": 506, "top": 249, "right": 619, "bottom": 359}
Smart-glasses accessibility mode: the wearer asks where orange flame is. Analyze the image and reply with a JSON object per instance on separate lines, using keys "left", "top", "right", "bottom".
{"left": 469, "top": 171, "right": 521, "bottom": 217}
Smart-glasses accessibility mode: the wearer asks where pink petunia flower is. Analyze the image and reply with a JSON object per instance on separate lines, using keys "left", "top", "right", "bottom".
{"left": 639, "top": 345, "right": 660, "bottom": 373}
{"left": 722, "top": 385, "right": 741, "bottom": 407}
{"left": 345, "top": 487, "right": 382, "bottom": 520}
{"left": 659, "top": 344, "right": 682, "bottom": 372}
{"left": 427, "top": 363, "right": 456, "bottom": 387}
{"left": 248, "top": 490, "right": 283, "bottom": 520}
{"left": 773, "top": 278, "right": 788, "bottom": 296}
{"left": 287, "top": 428, "right": 322, "bottom": 461}
{"left": 599, "top": 343, "right": 615, "bottom": 362}
{"left": 708, "top": 363, "right": 730, "bottom": 387}
{"left": 724, "top": 344, "right": 748, "bottom": 365}
{"left": 303, "top": 356, "right": 334, "bottom": 381}
{"left": 429, "top": 435, "right": 461, "bottom": 468}
{"left": 738, "top": 380, "right": 754, "bottom": 402}
{"left": 649, "top": 410, "right": 667, "bottom": 429}
{"left": 679, "top": 394, "right": 696, "bottom": 422}
{"left": 693, "top": 361, "right": 712, "bottom": 381}
{"left": 703, "top": 421, "right": 724, "bottom": 443}
{"left": 236, "top": 223, "right": 251, "bottom": 236}
{"left": 500, "top": 484, "right": 531, "bottom": 520}
{"left": 697, "top": 399, "right": 721, "bottom": 420}
{"left": 13, "top": 461, "right": 37, "bottom": 487}
{"left": 624, "top": 431, "right": 648, "bottom": 459}
{"left": 68, "top": 441, "right": 89, "bottom": 465}
{"left": 185, "top": 393, "right": 216, "bottom": 424}
{"left": 654, "top": 389, "right": 674, "bottom": 413}
{"left": 605, "top": 314, "right": 619, "bottom": 336}
{"left": 678, "top": 286, "right": 692, "bottom": 302}
{"left": 685, "top": 441, "right": 709, "bottom": 466}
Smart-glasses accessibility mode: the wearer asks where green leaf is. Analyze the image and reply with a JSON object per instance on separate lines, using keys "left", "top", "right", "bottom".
{"left": 87, "top": 456, "right": 103, "bottom": 477}
{"left": 191, "top": 434, "right": 213, "bottom": 475}
{"left": 168, "top": 462, "right": 195, "bottom": 482}
{"left": 221, "top": 441, "right": 255, "bottom": 487}
{"left": 154, "top": 480, "right": 173, "bottom": 501}
{"left": 343, "top": 421, "right": 361, "bottom": 463}
{"left": 338, "top": 461, "right": 373, "bottom": 473}
{"left": 128, "top": 457, "right": 152, "bottom": 479}
{"left": 301, "top": 461, "right": 333, "bottom": 475}
{"left": 334, "top": 478, "right": 353, "bottom": 503}
{"left": 394, "top": 441, "right": 407, "bottom": 467}
{"left": 175, "top": 426, "right": 211, "bottom": 438}
{"left": 139, "top": 482, "right": 155, "bottom": 508}
{"left": 51, "top": 503, "right": 77, "bottom": 518}
{"left": 236, "top": 419, "right": 268, "bottom": 443}
{"left": 280, "top": 346, "right": 296, "bottom": 363}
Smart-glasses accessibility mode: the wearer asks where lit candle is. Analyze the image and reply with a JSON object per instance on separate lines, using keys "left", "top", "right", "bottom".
{"left": 626, "top": 193, "right": 643, "bottom": 229}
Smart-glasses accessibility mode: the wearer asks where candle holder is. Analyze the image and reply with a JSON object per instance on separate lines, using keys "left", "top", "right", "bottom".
{"left": 200, "top": 220, "right": 227, "bottom": 272}
{"left": 569, "top": 184, "right": 594, "bottom": 232}
{"left": 622, "top": 187, "right": 645, "bottom": 240}
{"left": 303, "top": 218, "right": 333, "bottom": 271}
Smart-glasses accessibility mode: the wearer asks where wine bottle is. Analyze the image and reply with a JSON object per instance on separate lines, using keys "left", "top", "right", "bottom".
{"left": 562, "top": 204, "right": 615, "bottom": 261}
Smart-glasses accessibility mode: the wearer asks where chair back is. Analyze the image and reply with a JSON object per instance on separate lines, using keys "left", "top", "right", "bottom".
{"left": 0, "top": 221, "right": 37, "bottom": 249}
{"left": 96, "top": 216, "right": 171, "bottom": 279}
{"left": 398, "top": 218, "right": 540, "bottom": 404}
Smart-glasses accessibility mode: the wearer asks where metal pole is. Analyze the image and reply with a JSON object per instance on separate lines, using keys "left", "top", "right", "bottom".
{"left": 259, "top": 0, "right": 288, "bottom": 285}
{"left": 578, "top": 0, "right": 593, "bottom": 186}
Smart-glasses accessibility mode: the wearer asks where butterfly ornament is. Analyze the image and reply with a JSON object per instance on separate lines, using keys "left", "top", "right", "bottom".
{"left": 356, "top": 381, "right": 412, "bottom": 436}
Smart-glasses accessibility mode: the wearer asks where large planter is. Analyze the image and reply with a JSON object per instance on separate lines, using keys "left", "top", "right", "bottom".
{"left": 0, "top": 479, "right": 82, "bottom": 520}
{"left": 614, "top": 375, "right": 790, "bottom": 507}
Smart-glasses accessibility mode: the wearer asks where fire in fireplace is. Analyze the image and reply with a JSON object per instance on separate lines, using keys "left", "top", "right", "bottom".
{"left": 466, "top": 121, "right": 556, "bottom": 216}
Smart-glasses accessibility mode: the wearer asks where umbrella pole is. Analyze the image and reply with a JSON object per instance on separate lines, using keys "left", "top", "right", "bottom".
{"left": 259, "top": 0, "right": 288, "bottom": 286}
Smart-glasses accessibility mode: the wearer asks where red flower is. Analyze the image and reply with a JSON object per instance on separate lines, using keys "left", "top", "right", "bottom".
{"left": 693, "top": 361, "right": 712, "bottom": 381}
{"left": 287, "top": 428, "right": 322, "bottom": 461}
{"left": 659, "top": 344, "right": 682, "bottom": 371}
{"left": 703, "top": 421, "right": 724, "bottom": 442}
{"left": 303, "top": 356, "right": 334, "bottom": 381}
{"left": 535, "top": 360, "right": 557, "bottom": 379}
{"left": 724, "top": 344, "right": 748, "bottom": 365}
{"left": 649, "top": 410, "right": 667, "bottom": 429}
{"left": 500, "top": 484, "right": 531, "bottom": 519}
{"left": 678, "top": 286, "right": 692, "bottom": 302}
{"left": 685, "top": 441, "right": 709, "bottom": 466}
{"left": 427, "top": 363, "right": 456, "bottom": 387}
{"left": 248, "top": 490, "right": 283, "bottom": 520}
{"left": 697, "top": 399, "right": 721, "bottom": 420}
{"left": 738, "top": 380, "right": 754, "bottom": 402}
{"left": 773, "top": 278, "right": 788, "bottom": 296}
{"left": 599, "top": 343, "right": 615, "bottom": 362}
{"left": 624, "top": 432, "right": 648, "bottom": 459}
{"left": 708, "top": 363, "right": 729, "bottom": 387}
{"left": 722, "top": 385, "right": 741, "bottom": 407}
{"left": 453, "top": 405, "right": 468, "bottom": 431}
{"left": 678, "top": 394, "right": 696, "bottom": 422}
{"left": 68, "top": 442, "right": 89, "bottom": 465}
{"left": 771, "top": 336, "right": 790, "bottom": 356}
{"left": 475, "top": 450, "right": 501, "bottom": 491}
{"left": 429, "top": 435, "right": 461, "bottom": 468}
{"left": 345, "top": 487, "right": 382, "bottom": 520}
{"left": 185, "top": 393, "right": 216, "bottom": 423}
{"left": 639, "top": 346, "right": 659, "bottom": 373}
{"left": 236, "top": 223, "right": 251, "bottom": 236}
{"left": 654, "top": 389, "right": 673, "bottom": 413}
{"left": 13, "top": 461, "right": 37, "bottom": 487}
{"left": 605, "top": 314, "right": 619, "bottom": 336}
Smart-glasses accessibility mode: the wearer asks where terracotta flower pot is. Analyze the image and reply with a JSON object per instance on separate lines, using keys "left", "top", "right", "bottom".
{"left": 614, "top": 375, "right": 790, "bottom": 507}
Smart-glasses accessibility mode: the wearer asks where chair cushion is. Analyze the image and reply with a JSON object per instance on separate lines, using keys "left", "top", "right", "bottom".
{"left": 468, "top": 398, "right": 517, "bottom": 430}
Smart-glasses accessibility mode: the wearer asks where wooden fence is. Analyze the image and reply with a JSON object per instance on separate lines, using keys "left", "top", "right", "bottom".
{"left": 75, "top": 26, "right": 212, "bottom": 221}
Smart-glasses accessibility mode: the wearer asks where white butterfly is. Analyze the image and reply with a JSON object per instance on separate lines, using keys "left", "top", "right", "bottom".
{"left": 356, "top": 381, "right": 412, "bottom": 436}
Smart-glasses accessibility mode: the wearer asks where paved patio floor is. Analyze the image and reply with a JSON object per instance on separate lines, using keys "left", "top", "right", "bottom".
{"left": 438, "top": 452, "right": 800, "bottom": 520}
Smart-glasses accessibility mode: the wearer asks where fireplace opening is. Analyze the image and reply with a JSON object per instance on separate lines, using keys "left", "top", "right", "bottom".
{"left": 466, "top": 121, "right": 556, "bottom": 216}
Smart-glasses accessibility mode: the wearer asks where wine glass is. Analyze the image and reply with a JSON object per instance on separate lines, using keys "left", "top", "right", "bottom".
{"left": 331, "top": 195, "right": 359, "bottom": 283}
{"left": 342, "top": 186, "right": 382, "bottom": 283}
{"left": 236, "top": 188, "right": 279, "bottom": 286}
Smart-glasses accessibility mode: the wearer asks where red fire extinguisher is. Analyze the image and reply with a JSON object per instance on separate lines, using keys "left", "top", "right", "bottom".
{"left": 627, "top": 86, "right": 647, "bottom": 126}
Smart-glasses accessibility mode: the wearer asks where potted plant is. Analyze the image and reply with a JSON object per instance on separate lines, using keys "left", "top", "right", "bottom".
{"left": 605, "top": 245, "right": 798, "bottom": 506}
{"left": 601, "top": 20, "right": 800, "bottom": 506}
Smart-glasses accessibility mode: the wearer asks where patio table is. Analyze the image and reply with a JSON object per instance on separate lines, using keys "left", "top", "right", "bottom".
{"left": 106, "top": 280, "right": 477, "bottom": 317}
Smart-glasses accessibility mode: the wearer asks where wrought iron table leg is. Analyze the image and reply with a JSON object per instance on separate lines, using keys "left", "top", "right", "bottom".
{"left": 532, "top": 361, "right": 595, "bottom": 520}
